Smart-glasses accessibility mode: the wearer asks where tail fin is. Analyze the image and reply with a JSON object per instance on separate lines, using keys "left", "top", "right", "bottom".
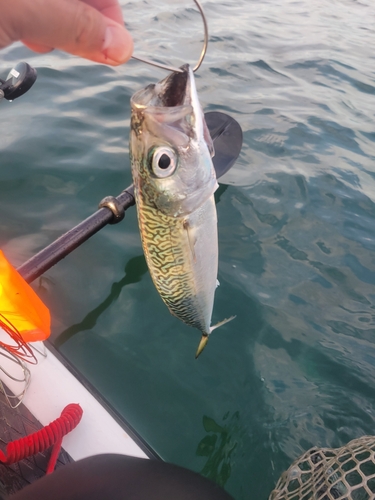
{"left": 195, "top": 316, "right": 236, "bottom": 358}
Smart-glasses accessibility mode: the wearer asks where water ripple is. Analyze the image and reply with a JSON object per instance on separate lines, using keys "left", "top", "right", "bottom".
{"left": 1, "top": 1, "right": 375, "bottom": 499}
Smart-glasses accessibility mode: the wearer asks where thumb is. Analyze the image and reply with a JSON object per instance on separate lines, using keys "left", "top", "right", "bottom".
{"left": 0, "top": 0, "right": 133, "bottom": 65}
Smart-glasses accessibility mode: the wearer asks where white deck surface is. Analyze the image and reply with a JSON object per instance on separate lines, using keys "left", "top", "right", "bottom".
{"left": 0, "top": 338, "right": 148, "bottom": 461}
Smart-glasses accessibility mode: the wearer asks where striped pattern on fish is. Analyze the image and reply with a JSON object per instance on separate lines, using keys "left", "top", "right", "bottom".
{"left": 135, "top": 187, "right": 218, "bottom": 334}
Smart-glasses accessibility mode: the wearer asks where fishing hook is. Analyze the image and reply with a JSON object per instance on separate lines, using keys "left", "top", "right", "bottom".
{"left": 131, "top": 0, "right": 208, "bottom": 73}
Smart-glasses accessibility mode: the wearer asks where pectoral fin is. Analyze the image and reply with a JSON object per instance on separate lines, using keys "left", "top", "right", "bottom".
{"left": 183, "top": 219, "right": 196, "bottom": 263}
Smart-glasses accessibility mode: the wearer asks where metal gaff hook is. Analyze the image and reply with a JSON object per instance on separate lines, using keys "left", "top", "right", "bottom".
{"left": 131, "top": 0, "right": 208, "bottom": 73}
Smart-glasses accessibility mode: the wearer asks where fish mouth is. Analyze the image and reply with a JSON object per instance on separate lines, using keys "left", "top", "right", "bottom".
{"left": 131, "top": 64, "right": 199, "bottom": 148}
{"left": 131, "top": 64, "right": 192, "bottom": 110}
{"left": 131, "top": 62, "right": 215, "bottom": 165}
{"left": 157, "top": 64, "right": 190, "bottom": 107}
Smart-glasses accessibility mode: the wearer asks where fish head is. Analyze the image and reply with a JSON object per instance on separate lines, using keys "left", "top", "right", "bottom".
{"left": 130, "top": 64, "right": 218, "bottom": 217}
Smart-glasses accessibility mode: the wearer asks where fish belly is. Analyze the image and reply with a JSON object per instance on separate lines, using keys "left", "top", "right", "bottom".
{"left": 136, "top": 194, "right": 218, "bottom": 334}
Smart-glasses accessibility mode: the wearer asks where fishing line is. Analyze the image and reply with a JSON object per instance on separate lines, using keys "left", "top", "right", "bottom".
{"left": 131, "top": 0, "right": 208, "bottom": 73}
{"left": 0, "top": 314, "right": 37, "bottom": 408}
{"left": 0, "top": 351, "right": 31, "bottom": 409}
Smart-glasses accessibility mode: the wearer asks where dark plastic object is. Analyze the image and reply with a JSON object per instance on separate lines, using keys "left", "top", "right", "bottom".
{"left": 0, "top": 62, "right": 37, "bottom": 100}
{"left": 206, "top": 111, "right": 243, "bottom": 179}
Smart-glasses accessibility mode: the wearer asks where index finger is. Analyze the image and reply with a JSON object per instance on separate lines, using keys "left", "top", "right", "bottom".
{"left": 81, "top": 0, "right": 124, "bottom": 25}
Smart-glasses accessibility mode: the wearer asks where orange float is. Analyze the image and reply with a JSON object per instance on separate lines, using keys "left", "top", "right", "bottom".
{"left": 0, "top": 250, "right": 50, "bottom": 342}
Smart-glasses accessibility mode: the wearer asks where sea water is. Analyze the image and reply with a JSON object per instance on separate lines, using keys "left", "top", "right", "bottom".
{"left": 0, "top": 1, "right": 375, "bottom": 498}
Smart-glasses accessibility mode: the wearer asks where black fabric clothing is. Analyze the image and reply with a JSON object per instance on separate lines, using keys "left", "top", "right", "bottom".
{"left": 9, "top": 454, "right": 234, "bottom": 500}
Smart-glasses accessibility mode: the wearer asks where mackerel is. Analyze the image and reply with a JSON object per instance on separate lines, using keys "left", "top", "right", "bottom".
{"left": 130, "top": 65, "right": 234, "bottom": 357}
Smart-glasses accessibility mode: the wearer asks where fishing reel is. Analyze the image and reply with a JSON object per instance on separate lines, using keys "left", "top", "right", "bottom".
{"left": 0, "top": 62, "right": 37, "bottom": 102}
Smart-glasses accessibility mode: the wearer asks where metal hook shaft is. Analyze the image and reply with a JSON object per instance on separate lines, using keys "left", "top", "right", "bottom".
{"left": 131, "top": 0, "right": 208, "bottom": 73}
{"left": 191, "top": 0, "right": 208, "bottom": 72}
{"left": 131, "top": 56, "right": 184, "bottom": 74}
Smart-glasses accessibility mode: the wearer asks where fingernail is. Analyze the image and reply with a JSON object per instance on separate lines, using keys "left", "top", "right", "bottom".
{"left": 103, "top": 24, "right": 133, "bottom": 64}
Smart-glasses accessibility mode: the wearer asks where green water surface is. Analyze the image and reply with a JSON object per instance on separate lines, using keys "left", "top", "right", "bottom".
{"left": 1, "top": 1, "right": 375, "bottom": 498}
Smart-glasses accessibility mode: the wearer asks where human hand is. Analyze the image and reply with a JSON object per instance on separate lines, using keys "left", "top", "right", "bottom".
{"left": 0, "top": 0, "right": 133, "bottom": 66}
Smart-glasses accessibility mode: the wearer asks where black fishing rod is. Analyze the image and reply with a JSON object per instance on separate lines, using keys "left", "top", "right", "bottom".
{"left": 0, "top": 63, "right": 242, "bottom": 283}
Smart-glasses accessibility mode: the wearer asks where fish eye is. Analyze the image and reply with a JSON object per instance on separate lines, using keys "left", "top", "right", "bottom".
{"left": 151, "top": 147, "right": 177, "bottom": 178}
{"left": 158, "top": 154, "right": 171, "bottom": 169}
